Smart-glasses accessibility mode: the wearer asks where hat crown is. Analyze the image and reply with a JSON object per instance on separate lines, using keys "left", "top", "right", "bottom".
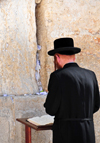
{"left": 48, "top": 37, "right": 81, "bottom": 56}
{"left": 54, "top": 38, "right": 74, "bottom": 49}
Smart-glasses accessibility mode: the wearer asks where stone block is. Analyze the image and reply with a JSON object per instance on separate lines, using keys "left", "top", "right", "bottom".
{"left": 0, "top": 0, "right": 38, "bottom": 95}
{"left": 0, "top": 95, "right": 52, "bottom": 143}
{"left": 36, "top": 0, "right": 100, "bottom": 90}
{"left": 0, "top": 117, "right": 10, "bottom": 143}
{"left": 94, "top": 110, "right": 100, "bottom": 143}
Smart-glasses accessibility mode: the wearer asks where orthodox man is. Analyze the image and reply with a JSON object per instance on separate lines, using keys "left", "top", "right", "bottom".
{"left": 44, "top": 38, "right": 99, "bottom": 143}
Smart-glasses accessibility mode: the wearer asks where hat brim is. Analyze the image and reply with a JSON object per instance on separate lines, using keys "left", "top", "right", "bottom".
{"left": 48, "top": 47, "right": 81, "bottom": 56}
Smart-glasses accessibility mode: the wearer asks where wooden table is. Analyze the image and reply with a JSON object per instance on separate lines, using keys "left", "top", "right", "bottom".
{"left": 16, "top": 118, "right": 53, "bottom": 143}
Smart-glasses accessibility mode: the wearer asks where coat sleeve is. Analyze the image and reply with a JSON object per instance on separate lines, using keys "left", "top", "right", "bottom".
{"left": 93, "top": 73, "right": 100, "bottom": 113}
{"left": 44, "top": 73, "right": 61, "bottom": 116}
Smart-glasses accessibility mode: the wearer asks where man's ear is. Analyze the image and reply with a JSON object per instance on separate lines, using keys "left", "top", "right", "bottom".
{"left": 73, "top": 55, "right": 75, "bottom": 61}
{"left": 55, "top": 54, "right": 60, "bottom": 63}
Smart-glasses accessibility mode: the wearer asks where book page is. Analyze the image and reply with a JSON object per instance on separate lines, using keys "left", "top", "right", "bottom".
{"left": 27, "top": 115, "right": 54, "bottom": 126}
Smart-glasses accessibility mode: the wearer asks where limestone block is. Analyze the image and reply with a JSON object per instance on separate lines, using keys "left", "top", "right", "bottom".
{"left": 14, "top": 95, "right": 46, "bottom": 117}
{"left": 0, "top": 95, "right": 52, "bottom": 143}
{"left": 31, "top": 130, "right": 52, "bottom": 143}
{"left": 36, "top": 0, "right": 100, "bottom": 90}
{"left": 0, "top": 117, "right": 10, "bottom": 143}
{"left": 0, "top": 0, "right": 38, "bottom": 95}
{"left": 94, "top": 110, "right": 100, "bottom": 143}
{"left": 0, "top": 96, "right": 15, "bottom": 143}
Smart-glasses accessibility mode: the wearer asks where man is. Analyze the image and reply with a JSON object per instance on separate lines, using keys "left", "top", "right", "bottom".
{"left": 44, "top": 38, "right": 99, "bottom": 143}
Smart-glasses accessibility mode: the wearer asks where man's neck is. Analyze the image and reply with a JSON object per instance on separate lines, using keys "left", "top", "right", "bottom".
{"left": 62, "top": 60, "right": 75, "bottom": 67}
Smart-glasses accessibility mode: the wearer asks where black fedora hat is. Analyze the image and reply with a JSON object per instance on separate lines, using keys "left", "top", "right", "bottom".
{"left": 48, "top": 38, "right": 81, "bottom": 56}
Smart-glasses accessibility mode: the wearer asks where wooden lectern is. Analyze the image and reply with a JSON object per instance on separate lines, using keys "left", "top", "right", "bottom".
{"left": 16, "top": 118, "right": 53, "bottom": 143}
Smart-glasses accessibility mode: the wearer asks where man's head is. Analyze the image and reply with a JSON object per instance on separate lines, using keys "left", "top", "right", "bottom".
{"left": 54, "top": 53, "right": 75, "bottom": 70}
{"left": 48, "top": 37, "right": 81, "bottom": 70}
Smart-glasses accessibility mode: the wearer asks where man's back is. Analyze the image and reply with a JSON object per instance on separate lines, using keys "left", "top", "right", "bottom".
{"left": 55, "top": 63, "right": 99, "bottom": 119}
{"left": 44, "top": 63, "right": 99, "bottom": 143}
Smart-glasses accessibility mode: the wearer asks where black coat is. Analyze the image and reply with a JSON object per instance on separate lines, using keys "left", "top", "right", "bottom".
{"left": 44, "top": 63, "right": 99, "bottom": 143}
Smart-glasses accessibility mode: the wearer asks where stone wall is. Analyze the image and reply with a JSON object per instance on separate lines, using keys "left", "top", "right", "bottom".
{"left": 0, "top": 95, "right": 52, "bottom": 143}
{"left": 0, "top": 0, "right": 38, "bottom": 95}
{"left": 0, "top": 0, "right": 100, "bottom": 93}
{"left": 0, "top": 0, "right": 100, "bottom": 142}
{"left": 36, "top": 0, "right": 100, "bottom": 90}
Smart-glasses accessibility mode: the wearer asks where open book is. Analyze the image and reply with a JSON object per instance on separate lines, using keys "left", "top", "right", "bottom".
{"left": 27, "top": 115, "right": 54, "bottom": 126}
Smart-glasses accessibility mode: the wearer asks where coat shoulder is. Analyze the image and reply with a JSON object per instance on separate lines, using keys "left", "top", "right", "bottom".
{"left": 80, "top": 67, "right": 96, "bottom": 77}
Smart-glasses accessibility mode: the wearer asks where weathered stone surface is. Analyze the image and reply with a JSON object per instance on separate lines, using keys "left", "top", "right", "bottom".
{"left": 0, "top": 0, "right": 38, "bottom": 95}
{"left": 0, "top": 0, "right": 100, "bottom": 142}
{"left": 0, "top": 117, "right": 10, "bottom": 143}
{"left": 94, "top": 111, "right": 100, "bottom": 143}
{"left": 36, "top": 0, "right": 100, "bottom": 90}
{"left": 0, "top": 97, "right": 15, "bottom": 142}
{"left": 0, "top": 95, "right": 52, "bottom": 143}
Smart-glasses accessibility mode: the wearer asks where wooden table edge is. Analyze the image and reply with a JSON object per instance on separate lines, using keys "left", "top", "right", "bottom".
{"left": 16, "top": 118, "right": 53, "bottom": 131}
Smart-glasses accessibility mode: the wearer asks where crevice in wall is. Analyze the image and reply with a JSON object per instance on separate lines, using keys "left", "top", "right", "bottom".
{"left": 35, "top": 3, "right": 47, "bottom": 95}
{"left": 35, "top": 44, "right": 43, "bottom": 93}
{"left": 35, "top": 4, "right": 41, "bottom": 93}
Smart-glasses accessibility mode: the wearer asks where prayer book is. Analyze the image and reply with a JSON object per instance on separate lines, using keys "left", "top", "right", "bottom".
{"left": 27, "top": 115, "right": 54, "bottom": 126}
